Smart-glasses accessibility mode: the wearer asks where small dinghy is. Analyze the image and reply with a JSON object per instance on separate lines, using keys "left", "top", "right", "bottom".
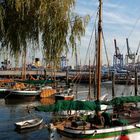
{"left": 15, "top": 117, "right": 43, "bottom": 130}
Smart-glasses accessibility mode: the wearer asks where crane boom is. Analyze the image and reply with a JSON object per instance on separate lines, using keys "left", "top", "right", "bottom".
{"left": 126, "top": 38, "right": 135, "bottom": 60}
{"left": 114, "top": 39, "right": 121, "bottom": 59}
{"left": 136, "top": 41, "right": 140, "bottom": 55}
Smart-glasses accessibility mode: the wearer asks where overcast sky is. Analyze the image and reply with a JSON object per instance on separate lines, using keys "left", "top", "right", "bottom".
{"left": 68, "top": 0, "right": 140, "bottom": 66}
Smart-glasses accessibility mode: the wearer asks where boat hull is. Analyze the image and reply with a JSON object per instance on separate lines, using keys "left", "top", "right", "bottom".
{"left": 57, "top": 124, "right": 140, "bottom": 139}
{"left": 55, "top": 94, "right": 74, "bottom": 101}
{"left": 15, "top": 117, "right": 43, "bottom": 130}
{"left": 0, "top": 89, "right": 13, "bottom": 98}
{"left": 6, "top": 90, "right": 41, "bottom": 100}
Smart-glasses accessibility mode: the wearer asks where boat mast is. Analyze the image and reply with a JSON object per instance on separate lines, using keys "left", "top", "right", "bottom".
{"left": 88, "top": 59, "right": 91, "bottom": 100}
{"left": 97, "top": 0, "right": 102, "bottom": 101}
{"left": 22, "top": 49, "right": 26, "bottom": 80}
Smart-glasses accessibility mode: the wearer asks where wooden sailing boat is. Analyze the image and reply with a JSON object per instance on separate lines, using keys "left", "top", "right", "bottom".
{"left": 55, "top": 0, "right": 140, "bottom": 139}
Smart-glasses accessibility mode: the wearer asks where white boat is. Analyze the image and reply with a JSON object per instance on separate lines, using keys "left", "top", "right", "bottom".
{"left": 55, "top": 88, "right": 74, "bottom": 101}
{"left": 15, "top": 117, "right": 43, "bottom": 130}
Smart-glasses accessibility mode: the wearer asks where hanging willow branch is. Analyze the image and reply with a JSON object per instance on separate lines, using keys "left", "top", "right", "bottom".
{"left": 0, "top": 0, "right": 90, "bottom": 65}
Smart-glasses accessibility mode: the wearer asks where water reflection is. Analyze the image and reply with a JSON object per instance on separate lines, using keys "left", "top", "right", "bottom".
{"left": 5, "top": 97, "right": 55, "bottom": 106}
{"left": 40, "top": 97, "right": 55, "bottom": 105}
{"left": 0, "top": 98, "right": 52, "bottom": 139}
{"left": 5, "top": 98, "right": 39, "bottom": 105}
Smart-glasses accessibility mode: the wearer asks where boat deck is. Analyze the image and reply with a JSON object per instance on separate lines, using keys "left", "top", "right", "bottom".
{"left": 117, "top": 108, "right": 140, "bottom": 124}
{"left": 53, "top": 106, "right": 140, "bottom": 131}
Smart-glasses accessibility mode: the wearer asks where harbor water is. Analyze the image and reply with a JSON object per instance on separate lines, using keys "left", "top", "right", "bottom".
{"left": 0, "top": 83, "right": 139, "bottom": 140}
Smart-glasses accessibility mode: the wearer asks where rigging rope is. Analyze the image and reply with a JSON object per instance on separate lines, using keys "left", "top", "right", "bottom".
{"left": 84, "top": 10, "right": 99, "bottom": 65}
{"left": 102, "top": 31, "right": 110, "bottom": 67}
{"left": 72, "top": 9, "right": 99, "bottom": 85}
{"left": 127, "top": 14, "right": 140, "bottom": 39}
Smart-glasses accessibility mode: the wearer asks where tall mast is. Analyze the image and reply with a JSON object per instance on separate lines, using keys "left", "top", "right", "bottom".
{"left": 22, "top": 49, "right": 26, "bottom": 80}
{"left": 97, "top": 0, "right": 102, "bottom": 101}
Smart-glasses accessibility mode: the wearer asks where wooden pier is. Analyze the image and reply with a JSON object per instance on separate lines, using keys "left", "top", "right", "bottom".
{"left": 1, "top": 70, "right": 140, "bottom": 85}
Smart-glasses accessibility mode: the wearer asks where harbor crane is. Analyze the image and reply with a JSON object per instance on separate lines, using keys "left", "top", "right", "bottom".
{"left": 125, "top": 38, "right": 135, "bottom": 65}
{"left": 113, "top": 39, "right": 123, "bottom": 69}
{"left": 135, "top": 41, "right": 140, "bottom": 63}
{"left": 136, "top": 41, "right": 140, "bottom": 56}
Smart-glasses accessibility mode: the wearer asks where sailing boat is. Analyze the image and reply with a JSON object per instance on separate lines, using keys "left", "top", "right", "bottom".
{"left": 55, "top": 1, "right": 140, "bottom": 139}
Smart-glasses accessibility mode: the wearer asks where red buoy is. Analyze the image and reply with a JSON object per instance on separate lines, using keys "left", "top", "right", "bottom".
{"left": 119, "top": 135, "right": 130, "bottom": 140}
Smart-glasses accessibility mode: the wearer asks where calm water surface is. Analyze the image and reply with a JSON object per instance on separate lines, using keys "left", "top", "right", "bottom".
{"left": 0, "top": 84, "right": 139, "bottom": 140}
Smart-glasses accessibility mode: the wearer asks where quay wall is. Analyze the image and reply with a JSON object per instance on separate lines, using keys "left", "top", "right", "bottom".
{"left": 0, "top": 70, "right": 66, "bottom": 77}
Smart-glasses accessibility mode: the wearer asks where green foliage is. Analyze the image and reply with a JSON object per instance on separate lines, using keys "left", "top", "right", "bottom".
{"left": 0, "top": 0, "right": 90, "bottom": 65}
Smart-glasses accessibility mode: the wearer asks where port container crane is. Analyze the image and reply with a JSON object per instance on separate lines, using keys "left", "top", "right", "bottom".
{"left": 125, "top": 38, "right": 135, "bottom": 65}
{"left": 113, "top": 39, "right": 123, "bottom": 69}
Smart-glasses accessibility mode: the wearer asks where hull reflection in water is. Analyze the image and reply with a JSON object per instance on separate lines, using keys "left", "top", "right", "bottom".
{"left": 5, "top": 98, "right": 40, "bottom": 105}
{"left": 40, "top": 97, "right": 55, "bottom": 105}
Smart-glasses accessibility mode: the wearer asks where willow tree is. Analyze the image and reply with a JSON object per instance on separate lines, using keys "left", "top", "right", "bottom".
{"left": 0, "top": 0, "right": 89, "bottom": 69}
{"left": 0, "top": 0, "right": 40, "bottom": 78}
